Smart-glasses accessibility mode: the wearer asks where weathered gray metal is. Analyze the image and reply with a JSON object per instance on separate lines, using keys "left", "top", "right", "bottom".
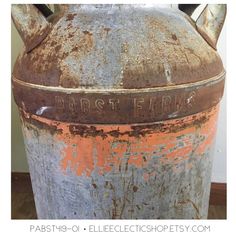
{"left": 12, "top": 4, "right": 226, "bottom": 219}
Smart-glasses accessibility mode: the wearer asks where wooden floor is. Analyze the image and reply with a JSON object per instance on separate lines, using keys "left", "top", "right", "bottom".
{"left": 11, "top": 173, "right": 226, "bottom": 219}
{"left": 208, "top": 205, "right": 226, "bottom": 219}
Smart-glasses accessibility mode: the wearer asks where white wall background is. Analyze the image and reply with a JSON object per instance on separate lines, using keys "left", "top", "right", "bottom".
{"left": 11, "top": 4, "right": 226, "bottom": 183}
{"left": 211, "top": 20, "right": 226, "bottom": 183}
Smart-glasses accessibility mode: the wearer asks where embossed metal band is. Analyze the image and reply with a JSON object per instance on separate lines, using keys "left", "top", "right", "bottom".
{"left": 12, "top": 71, "right": 225, "bottom": 124}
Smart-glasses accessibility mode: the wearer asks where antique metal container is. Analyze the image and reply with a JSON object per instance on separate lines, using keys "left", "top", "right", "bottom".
{"left": 12, "top": 4, "right": 226, "bottom": 219}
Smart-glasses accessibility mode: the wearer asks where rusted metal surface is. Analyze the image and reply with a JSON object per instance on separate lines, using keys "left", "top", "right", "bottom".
{"left": 13, "top": 5, "right": 224, "bottom": 89}
{"left": 196, "top": 5, "right": 227, "bottom": 49}
{"left": 11, "top": 4, "right": 226, "bottom": 219}
{"left": 13, "top": 72, "right": 224, "bottom": 123}
{"left": 11, "top": 5, "right": 52, "bottom": 52}
{"left": 21, "top": 105, "right": 219, "bottom": 219}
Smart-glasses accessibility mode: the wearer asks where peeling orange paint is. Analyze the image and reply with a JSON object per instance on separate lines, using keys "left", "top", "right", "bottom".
{"left": 25, "top": 105, "right": 219, "bottom": 178}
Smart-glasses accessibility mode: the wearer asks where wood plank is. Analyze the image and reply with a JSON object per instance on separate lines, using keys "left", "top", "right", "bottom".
{"left": 209, "top": 182, "right": 227, "bottom": 206}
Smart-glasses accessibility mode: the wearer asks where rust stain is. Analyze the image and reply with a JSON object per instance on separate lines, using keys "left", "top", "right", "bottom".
{"left": 103, "top": 27, "right": 111, "bottom": 36}
{"left": 66, "top": 13, "right": 77, "bottom": 21}
{"left": 133, "top": 186, "right": 138, "bottom": 192}
{"left": 71, "top": 46, "right": 78, "bottom": 52}
{"left": 175, "top": 199, "right": 201, "bottom": 219}
{"left": 55, "top": 45, "right": 61, "bottom": 51}
{"left": 50, "top": 41, "right": 57, "bottom": 47}
{"left": 80, "top": 31, "right": 94, "bottom": 52}
{"left": 68, "top": 113, "right": 210, "bottom": 138}
{"left": 171, "top": 34, "right": 177, "bottom": 41}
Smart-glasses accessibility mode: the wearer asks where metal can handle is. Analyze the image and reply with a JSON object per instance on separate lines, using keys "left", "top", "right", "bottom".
{"left": 179, "top": 4, "right": 227, "bottom": 49}
{"left": 11, "top": 4, "right": 53, "bottom": 52}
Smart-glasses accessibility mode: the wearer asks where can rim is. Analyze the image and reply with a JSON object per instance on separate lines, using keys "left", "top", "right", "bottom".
{"left": 12, "top": 70, "right": 225, "bottom": 94}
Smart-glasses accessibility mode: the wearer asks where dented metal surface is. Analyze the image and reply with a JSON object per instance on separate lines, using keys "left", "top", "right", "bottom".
{"left": 12, "top": 4, "right": 226, "bottom": 219}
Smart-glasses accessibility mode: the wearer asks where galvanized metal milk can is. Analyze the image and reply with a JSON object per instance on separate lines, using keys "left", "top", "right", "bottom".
{"left": 12, "top": 4, "right": 226, "bottom": 219}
